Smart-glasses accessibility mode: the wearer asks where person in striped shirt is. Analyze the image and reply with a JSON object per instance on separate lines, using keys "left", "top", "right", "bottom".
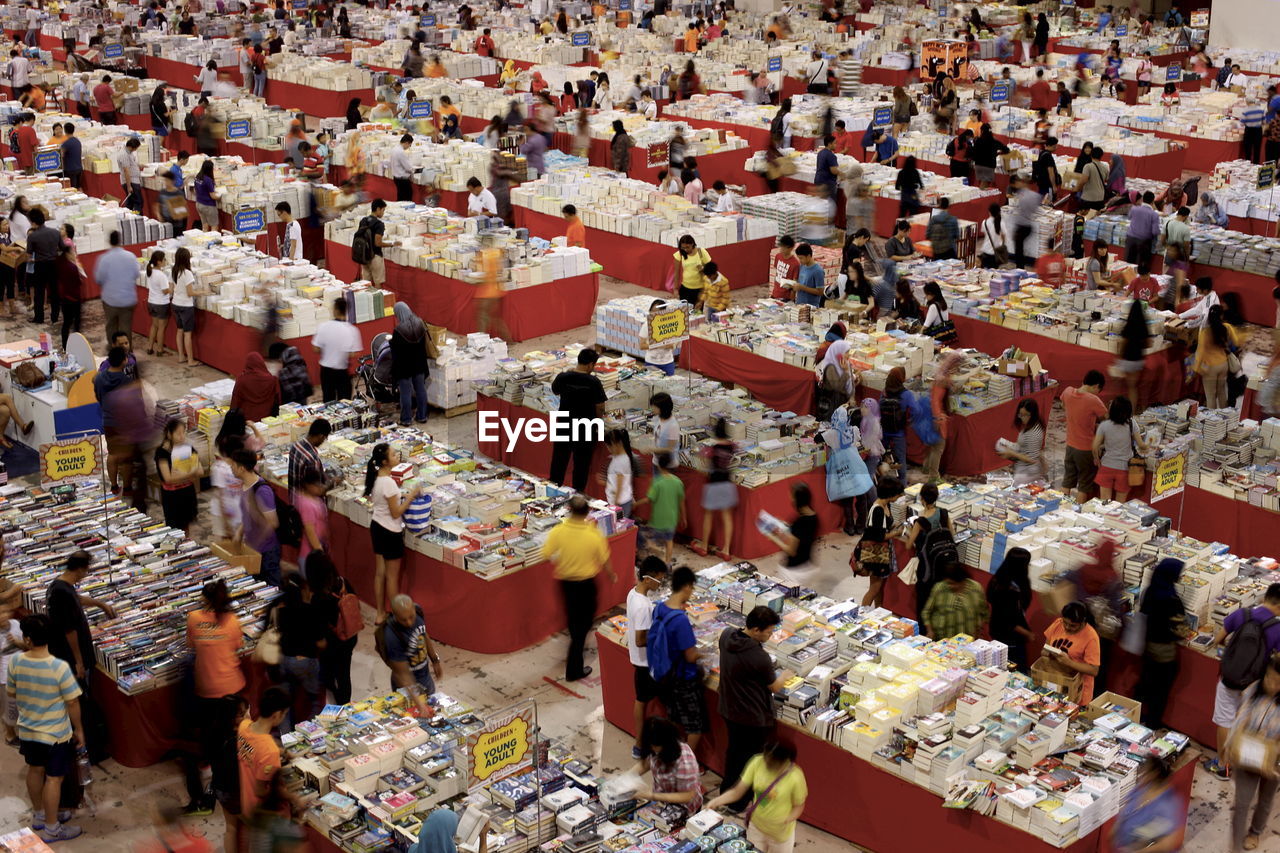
{"left": 1239, "top": 97, "right": 1265, "bottom": 164}
{"left": 7, "top": 614, "right": 84, "bottom": 842}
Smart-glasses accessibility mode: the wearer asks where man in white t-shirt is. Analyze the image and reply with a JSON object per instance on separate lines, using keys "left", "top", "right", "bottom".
{"left": 312, "top": 296, "right": 364, "bottom": 402}
{"left": 465, "top": 177, "right": 498, "bottom": 217}
{"left": 626, "top": 557, "right": 668, "bottom": 758}
{"left": 275, "top": 201, "right": 303, "bottom": 260}
{"left": 8, "top": 50, "right": 30, "bottom": 92}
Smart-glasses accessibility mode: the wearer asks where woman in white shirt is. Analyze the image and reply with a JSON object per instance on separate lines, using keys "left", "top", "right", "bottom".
{"left": 8, "top": 197, "right": 30, "bottom": 246}
{"left": 593, "top": 79, "right": 613, "bottom": 111}
{"left": 649, "top": 391, "right": 680, "bottom": 472}
{"left": 144, "top": 249, "right": 171, "bottom": 356}
{"left": 1177, "top": 277, "right": 1221, "bottom": 328}
{"left": 604, "top": 429, "right": 636, "bottom": 518}
{"left": 978, "top": 203, "right": 1008, "bottom": 268}
{"left": 364, "top": 442, "right": 422, "bottom": 622}
{"left": 195, "top": 59, "right": 218, "bottom": 94}
{"left": 170, "top": 246, "right": 199, "bottom": 365}
{"left": 922, "top": 281, "right": 950, "bottom": 329}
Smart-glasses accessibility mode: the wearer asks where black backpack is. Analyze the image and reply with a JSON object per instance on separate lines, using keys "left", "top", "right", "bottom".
{"left": 252, "top": 480, "right": 303, "bottom": 548}
{"left": 351, "top": 222, "right": 375, "bottom": 265}
{"left": 880, "top": 391, "right": 908, "bottom": 435}
{"left": 917, "top": 519, "right": 957, "bottom": 586}
{"left": 184, "top": 111, "right": 197, "bottom": 134}
{"left": 7, "top": 126, "right": 18, "bottom": 155}
{"left": 1220, "top": 612, "right": 1280, "bottom": 690}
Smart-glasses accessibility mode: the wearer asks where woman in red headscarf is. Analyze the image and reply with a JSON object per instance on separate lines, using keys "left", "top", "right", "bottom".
{"left": 230, "top": 352, "right": 281, "bottom": 422}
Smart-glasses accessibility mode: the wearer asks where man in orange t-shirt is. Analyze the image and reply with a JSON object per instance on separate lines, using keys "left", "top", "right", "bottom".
{"left": 1060, "top": 371, "right": 1108, "bottom": 502}
{"left": 830, "top": 121, "right": 856, "bottom": 157}
{"left": 475, "top": 236, "right": 512, "bottom": 340}
{"left": 1042, "top": 602, "right": 1102, "bottom": 703}
{"left": 237, "top": 687, "right": 288, "bottom": 816}
{"left": 186, "top": 599, "right": 244, "bottom": 699}
{"left": 562, "top": 204, "right": 586, "bottom": 247}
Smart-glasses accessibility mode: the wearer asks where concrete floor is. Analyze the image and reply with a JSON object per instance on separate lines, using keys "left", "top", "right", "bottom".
{"left": 0, "top": 276, "right": 1265, "bottom": 851}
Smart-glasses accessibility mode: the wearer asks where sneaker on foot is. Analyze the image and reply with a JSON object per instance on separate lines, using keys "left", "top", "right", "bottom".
{"left": 631, "top": 746, "right": 644, "bottom": 759}
{"left": 32, "top": 810, "right": 72, "bottom": 830}
{"left": 181, "top": 800, "right": 214, "bottom": 817}
{"left": 40, "top": 823, "right": 82, "bottom": 842}
{"left": 1204, "top": 758, "right": 1230, "bottom": 780}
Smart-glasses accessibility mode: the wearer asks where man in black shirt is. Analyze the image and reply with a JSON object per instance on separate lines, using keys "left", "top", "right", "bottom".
{"left": 26, "top": 208, "right": 63, "bottom": 325}
{"left": 717, "top": 605, "right": 792, "bottom": 810}
{"left": 549, "top": 347, "right": 607, "bottom": 493}
{"left": 1034, "top": 136, "right": 1060, "bottom": 199}
{"left": 46, "top": 551, "right": 115, "bottom": 684}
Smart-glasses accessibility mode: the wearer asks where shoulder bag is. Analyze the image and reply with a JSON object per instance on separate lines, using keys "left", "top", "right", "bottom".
{"left": 1127, "top": 424, "right": 1146, "bottom": 487}
{"left": 254, "top": 606, "right": 281, "bottom": 665}
{"left": 743, "top": 765, "right": 794, "bottom": 829}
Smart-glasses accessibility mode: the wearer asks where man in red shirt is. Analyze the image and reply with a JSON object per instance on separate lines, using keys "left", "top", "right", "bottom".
{"left": 474, "top": 28, "right": 495, "bottom": 57}
{"left": 1128, "top": 261, "right": 1161, "bottom": 302}
{"left": 771, "top": 235, "right": 800, "bottom": 300}
{"left": 1029, "top": 68, "right": 1053, "bottom": 112}
{"left": 830, "top": 120, "right": 856, "bottom": 157}
{"left": 1060, "top": 371, "right": 1108, "bottom": 503}
{"left": 1034, "top": 249, "right": 1065, "bottom": 288}
{"left": 12, "top": 113, "right": 37, "bottom": 174}
{"left": 92, "top": 75, "right": 117, "bottom": 124}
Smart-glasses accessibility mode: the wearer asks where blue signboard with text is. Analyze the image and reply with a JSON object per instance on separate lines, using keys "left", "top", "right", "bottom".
{"left": 619, "top": 0, "right": 631, "bottom": 9}
{"left": 408, "top": 99, "right": 432, "bottom": 119}
{"left": 990, "top": 81, "right": 1012, "bottom": 104}
{"left": 872, "top": 106, "right": 892, "bottom": 127}
{"left": 291, "top": 0, "right": 306, "bottom": 9}
{"left": 1115, "top": 24, "right": 1128, "bottom": 36}
{"left": 1166, "top": 63, "right": 1181, "bottom": 82}
{"left": 34, "top": 148, "right": 61, "bottom": 173}
{"left": 103, "top": 43, "right": 123, "bottom": 59}
{"left": 571, "top": 31, "right": 590, "bottom": 46}
{"left": 421, "top": 13, "right": 437, "bottom": 26}
{"left": 225, "top": 119, "right": 251, "bottom": 140}
{"left": 233, "top": 208, "right": 266, "bottom": 234}
{"left": 767, "top": 56, "right": 782, "bottom": 73}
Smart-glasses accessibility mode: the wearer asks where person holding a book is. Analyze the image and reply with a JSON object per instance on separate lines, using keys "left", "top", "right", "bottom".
{"left": 630, "top": 717, "right": 703, "bottom": 817}
{"left": 707, "top": 740, "right": 807, "bottom": 853}
{"left": 1041, "top": 601, "right": 1102, "bottom": 703}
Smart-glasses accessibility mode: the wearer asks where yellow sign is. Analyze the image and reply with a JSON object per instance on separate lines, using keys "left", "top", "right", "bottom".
{"left": 648, "top": 307, "right": 689, "bottom": 345}
{"left": 1150, "top": 452, "right": 1186, "bottom": 502}
{"left": 466, "top": 708, "right": 533, "bottom": 787}
{"left": 39, "top": 438, "right": 103, "bottom": 484}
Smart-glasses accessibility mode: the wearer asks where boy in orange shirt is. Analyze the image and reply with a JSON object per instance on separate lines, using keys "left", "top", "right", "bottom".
{"left": 562, "top": 204, "right": 586, "bottom": 247}
{"left": 830, "top": 120, "right": 856, "bottom": 156}
{"left": 1041, "top": 602, "right": 1102, "bottom": 703}
{"left": 237, "top": 687, "right": 288, "bottom": 817}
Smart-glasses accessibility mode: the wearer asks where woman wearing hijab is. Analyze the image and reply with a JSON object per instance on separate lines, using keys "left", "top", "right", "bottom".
{"left": 1107, "top": 154, "right": 1127, "bottom": 197}
{"left": 881, "top": 366, "right": 910, "bottom": 485}
{"left": 859, "top": 397, "right": 884, "bottom": 476}
{"left": 391, "top": 301, "right": 430, "bottom": 425}
{"left": 987, "top": 547, "right": 1033, "bottom": 671}
{"left": 610, "top": 120, "right": 633, "bottom": 175}
{"left": 1136, "top": 557, "right": 1188, "bottom": 730}
{"left": 270, "top": 342, "right": 313, "bottom": 405}
{"left": 816, "top": 339, "right": 853, "bottom": 421}
{"left": 824, "top": 403, "right": 874, "bottom": 536}
{"left": 230, "top": 352, "right": 281, "bottom": 422}
{"left": 409, "top": 808, "right": 488, "bottom": 853}
{"left": 814, "top": 321, "right": 846, "bottom": 364}
{"left": 530, "top": 71, "right": 548, "bottom": 95}
{"left": 345, "top": 98, "right": 362, "bottom": 131}
{"left": 1195, "top": 191, "right": 1229, "bottom": 227}
{"left": 149, "top": 85, "right": 171, "bottom": 136}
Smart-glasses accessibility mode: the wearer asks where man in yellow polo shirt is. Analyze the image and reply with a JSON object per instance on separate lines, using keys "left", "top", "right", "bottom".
{"left": 542, "top": 496, "right": 618, "bottom": 681}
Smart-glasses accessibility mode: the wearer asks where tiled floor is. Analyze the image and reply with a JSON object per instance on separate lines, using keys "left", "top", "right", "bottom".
{"left": 0, "top": 276, "right": 1267, "bottom": 851}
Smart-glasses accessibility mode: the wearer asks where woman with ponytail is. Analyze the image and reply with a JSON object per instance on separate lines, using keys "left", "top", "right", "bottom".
{"left": 144, "top": 249, "right": 171, "bottom": 356}
{"left": 602, "top": 428, "right": 637, "bottom": 518}
{"left": 364, "top": 442, "right": 421, "bottom": 622}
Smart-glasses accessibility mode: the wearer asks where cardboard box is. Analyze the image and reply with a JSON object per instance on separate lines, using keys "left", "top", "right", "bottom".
{"left": 997, "top": 357, "right": 1032, "bottom": 377}
{"left": 1081, "top": 691, "right": 1141, "bottom": 724}
{"left": 1031, "top": 656, "right": 1084, "bottom": 703}
{"left": 211, "top": 539, "right": 263, "bottom": 576}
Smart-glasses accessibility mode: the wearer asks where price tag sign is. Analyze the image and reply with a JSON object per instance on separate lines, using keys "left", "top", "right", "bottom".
{"left": 1190, "top": 10, "right": 1209, "bottom": 28}
{"left": 767, "top": 56, "right": 782, "bottom": 73}
{"left": 103, "top": 43, "right": 123, "bottom": 59}
{"left": 872, "top": 105, "right": 892, "bottom": 127}
{"left": 225, "top": 118, "right": 251, "bottom": 140}
{"left": 291, "top": 0, "right": 306, "bottom": 9}
{"left": 233, "top": 207, "right": 266, "bottom": 234}
{"left": 1165, "top": 63, "right": 1181, "bottom": 83}
{"left": 1115, "top": 24, "right": 1128, "bottom": 36}
{"left": 34, "top": 147, "right": 61, "bottom": 173}
{"left": 571, "top": 31, "right": 590, "bottom": 46}
{"left": 407, "top": 99, "right": 432, "bottom": 119}
{"left": 990, "top": 81, "right": 1012, "bottom": 104}
{"left": 421, "top": 13, "right": 437, "bottom": 26}
{"left": 1258, "top": 162, "right": 1275, "bottom": 191}
{"left": 646, "top": 141, "right": 668, "bottom": 168}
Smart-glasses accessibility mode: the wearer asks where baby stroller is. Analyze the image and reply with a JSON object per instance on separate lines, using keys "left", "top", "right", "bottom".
{"left": 356, "top": 332, "right": 398, "bottom": 404}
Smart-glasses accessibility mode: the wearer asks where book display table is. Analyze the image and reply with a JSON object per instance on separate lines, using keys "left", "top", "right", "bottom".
{"left": 474, "top": 394, "right": 844, "bottom": 559}
{"left": 596, "top": 631, "right": 1195, "bottom": 853}
{"left": 142, "top": 56, "right": 244, "bottom": 91}
{"left": 324, "top": 240, "right": 600, "bottom": 342}
{"left": 677, "top": 335, "right": 818, "bottom": 415}
{"left": 514, "top": 207, "right": 775, "bottom": 290}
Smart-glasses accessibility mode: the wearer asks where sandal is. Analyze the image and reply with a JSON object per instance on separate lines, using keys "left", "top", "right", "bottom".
{"left": 714, "top": 549, "right": 732, "bottom": 561}
{"left": 688, "top": 541, "right": 708, "bottom": 556}
{"left": 1245, "top": 836, "right": 1259, "bottom": 851}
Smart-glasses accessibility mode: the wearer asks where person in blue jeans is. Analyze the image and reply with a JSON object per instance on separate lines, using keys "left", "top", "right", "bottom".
{"left": 384, "top": 594, "right": 444, "bottom": 718}
{"left": 390, "top": 301, "right": 430, "bottom": 424}
{"left": 269, "top": 573, "right": 324, "bottom": 732}
{"left": 881, "top": 367, "right": 910, "bottom": 485}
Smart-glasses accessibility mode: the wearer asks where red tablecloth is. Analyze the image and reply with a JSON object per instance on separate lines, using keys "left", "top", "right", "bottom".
{"left": 475, "top": 394, "right": 844, "bottom": 559}
{"left": 325, "top": 511, "right": 636, "bottom": 654}
{"left": 260, "top": 80, "right": 375, "bottom": 118}
{"left": 990, "top": 134, "right": 1186, "bottom": 182}
{"left": 1137, "top": 480, "right": 1280, "bottom": 560}
{"left": 1227, "top": 215, "right": 1277, "bottom": 237}
{"left": 323, "top": 239, "right": 599, "bottom": 341}
{"left": 142, "top": 55, "right": 243, "bottom": 91}
{"left": 861, "top": 65, "right": 916, "bottom": 87}
{"left": 952, "top": 314, "right": 1189, "bottom": 405}
{"left": 129, "top": 284, "right": 394, "bottom": 381}
{"left": 514, "top": 207, "right": 774, "bottom": 289}
{"left": 678, "top": 336, "right": 816, "bottom": 415}
{"left": 597, "top": 632, "right": 1194, "bottom": 853}
{"left": 859, "top": 382, "right": 1061, "bottom": 477}
{"left": 92, "top": 658, "right": 266, "bottom": 768}
{"left": 329, "top": 166, "right": 467, "bottom": 214}
{"left": 1151, "top": 129, "right": 1237, "bottom": 173}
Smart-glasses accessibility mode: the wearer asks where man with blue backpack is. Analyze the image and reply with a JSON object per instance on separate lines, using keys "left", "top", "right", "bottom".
{"left": 1204, "top": 583, "right": 1280, "bottom": 779}
{"left": 647, "top": 566, "right": 706, "bottom": 750}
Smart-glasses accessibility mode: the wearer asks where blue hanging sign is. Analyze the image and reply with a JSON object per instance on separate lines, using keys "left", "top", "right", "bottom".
{"left": 291, "top": 0, "right": 306, "bottom": 9}
{"left": 421, "top": 13, "right": 437, "bottom": 26}
{"left": 1166, "top": 63, "right": 1181, "bottom": 82}
{"left": 990, "top": 81, "right": 1012, "bottom": 103}
{"left": 1258, "top": 162, "right": 1275, "bottom": 191}
{"left": 1115, "top": 24, "right": 1128, "bottom": 36}
{"left": 34, "top": 148, "right": 61, "bottom": 173}
{"left": 618, "top": 0, "right": 631, "bottom": 9}
{"left": 408, "top": 99, "right": 432, "bottom": 119}
{"left": 225, "top": 118, "right": 251, "bottom": 139}
{"left": 872, "top": 105, "right": 892, "bottom": 127}
{"left": 571, "top": 31, "right": 591, "bottom": 46}
{"left": 767, "top": 56, "right": 782, "bottom": 72}
{"left": 233, "top": 207, "right": 266, "bottom": 233}
{"left": 103, "top": 43, "right": 123, "bottom": 59}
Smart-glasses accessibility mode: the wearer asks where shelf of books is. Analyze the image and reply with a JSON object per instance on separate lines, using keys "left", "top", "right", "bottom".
{"left": 2, "top": 480, "right": 277, "bottom": 767}
{"left": 596, "top": 561, "right": 1199, "bottom": 853}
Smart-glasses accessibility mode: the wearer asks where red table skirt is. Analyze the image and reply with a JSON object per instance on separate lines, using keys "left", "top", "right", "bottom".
{"left": 323, "top": 239, "right": 598, "bottom": 341}
{"left": 475, "top": 395, "right": 843, "bottom": 558}
{"left": 990, "top": 134, "right": 1186, "bottom": 182}
{"left": 92, "top": 658, "right": 266, "bottom": 768}
{"left": 861, "top": 65, "right": 916, "bottom": 87}
{"left": 1152, "top": 129, "right": 1238, "bottom": 173}
{"left": 325, "top": 511, "right": 636, "bottom": 654}
{"left": 142, "top": 56, "right": 243, "bottom": 91}
{"left": 678, "top": 336, "right": 816, "bottom": 415}
{"left": 597, "top": 633, "right": 1193, "bottom": 852}
{"left": 329, "top": 166, "right": 467, "bottom": 214}
{"left": 514, "top": 207, "right": 773, "bottom": 289}
{"left": 128, "top": 285, "right": 394, "bottom": 382}
{"left": 952, "top": 314, "right": 1189, "bottom": 405}
{"left": 259, "top": 80, "right": 375, "bottom": 118}
{"left": 1227, "top": 215, "right": 1277, "bottom": 237}
{"left": 1137, "top": 479, "right": 1280, "bottom": 560}
{"left": 859, "top": 382, "right": 1061, "bottom": 477}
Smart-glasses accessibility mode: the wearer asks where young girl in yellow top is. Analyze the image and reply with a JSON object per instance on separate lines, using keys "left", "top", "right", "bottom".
{"left": 671, "top": 234, "right": 710, "bottom": 307}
